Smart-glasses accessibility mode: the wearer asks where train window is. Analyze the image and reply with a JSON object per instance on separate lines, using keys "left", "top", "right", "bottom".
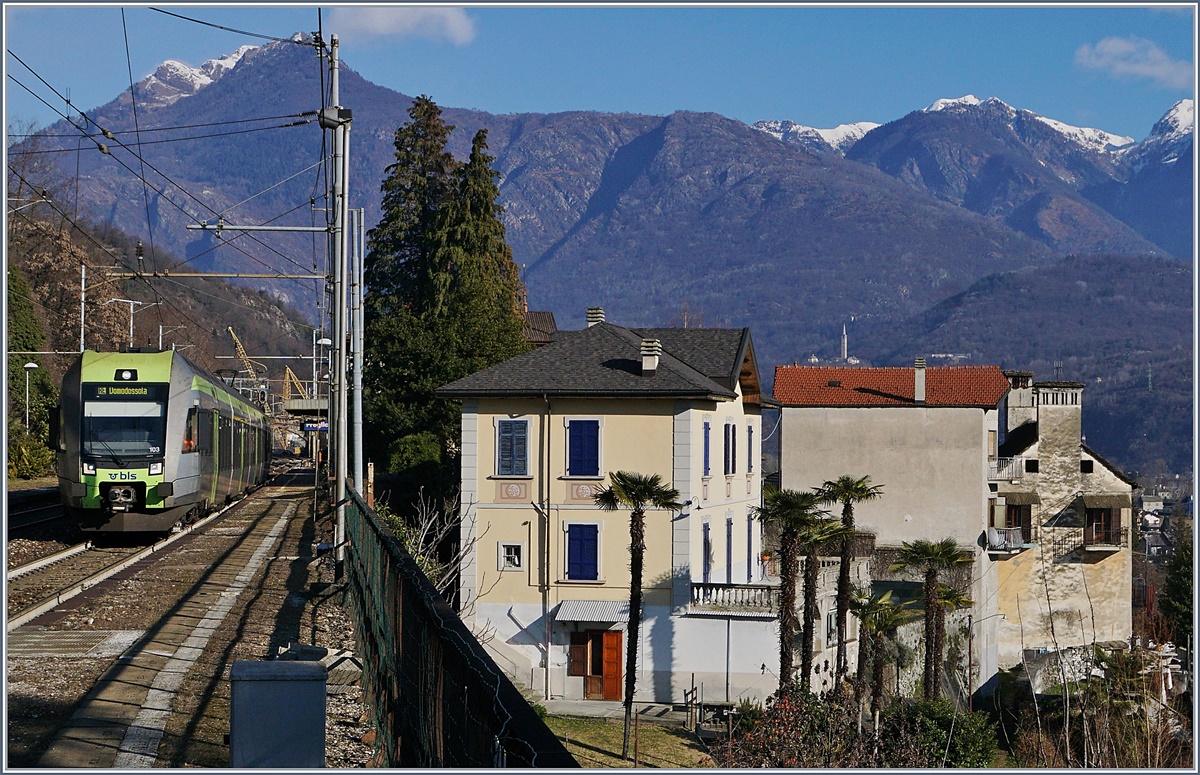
{"left": 82, "top": 400, "right": 166, "bottom": 459}
{"left": 183, "top": 408, "right": 198, "bottom": 453}
{"left": 197, "top": 409, "right": 215, "bottom": 453}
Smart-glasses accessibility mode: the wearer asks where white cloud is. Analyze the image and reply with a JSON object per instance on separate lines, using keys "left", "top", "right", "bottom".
{"left": 328, "top": 7, "right": 476, "bottom": 46}
{"left": 1075, "top": 36, "right": 1194, "bottom": 89}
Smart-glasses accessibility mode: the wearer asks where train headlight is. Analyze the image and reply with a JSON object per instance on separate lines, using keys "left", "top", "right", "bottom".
{"left": 82, "top": 462, "right": 96, "bottom": 475}
{"left": 149, "top": 462, "right": 164, "bottom": 475}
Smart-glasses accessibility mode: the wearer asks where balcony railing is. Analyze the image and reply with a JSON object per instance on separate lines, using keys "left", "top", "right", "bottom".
{"left": 1084, "top": 525, "right": 1128, "bottom": 550}
{"left": 691, "top": 583, "right": 778, "bottom": 613}
{"left": 989, "top": 457, "right": 1029, "bottom": 481}
{"left": 987, "top": 526, "right": 1032, "bottom": 552}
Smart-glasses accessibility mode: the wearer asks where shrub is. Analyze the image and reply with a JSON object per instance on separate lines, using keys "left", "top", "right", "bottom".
{"left": 8, "top": 429, "right": 54, "bottom": 479}
{"left": 878, "top": 698, "right": 997, "bottom": 768}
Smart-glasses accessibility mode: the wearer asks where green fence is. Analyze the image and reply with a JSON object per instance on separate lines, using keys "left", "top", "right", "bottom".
{"left": 343, "top": 491, "right": 578, "bottom": 768}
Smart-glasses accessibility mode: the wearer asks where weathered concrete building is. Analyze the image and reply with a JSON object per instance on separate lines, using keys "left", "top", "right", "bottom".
{"left": 774, "top": 360, "right": 1010, "bottom": 697}
{"left": 991, "top": 372, "right": 1137, "bottom": 667}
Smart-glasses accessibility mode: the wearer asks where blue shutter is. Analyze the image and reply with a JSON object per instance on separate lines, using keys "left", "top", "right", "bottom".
{"left": 498, "top": 421, "right": 514, "bottom": 475}
{"left": 703, "top": 422, "right": 711, "bottom": 476}
{"left": 498, "top": 420, "right": 527, "bottom": 476}
{"left": 747, "top": 425, "right": 753, "bottom": 473}
{"left": 726, "top": 517, "right": 733, "bottom": 583}
{"left": 567, "top": 524, "right": 599, "bottom": 580}
{"left": 512, "top": 421, "right": 527, "bottom": 475}
{"left": 702, "top": 522, "right": 712, "bottom": 584}
{"left": 731, "top": 424, "right": 737, "bottom": 474}
{"left": 569, "top": 420, "right": 599, "bottom": 476}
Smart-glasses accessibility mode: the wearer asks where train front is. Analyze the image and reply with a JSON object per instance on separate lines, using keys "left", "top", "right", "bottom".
{"left": 59, "top": 351, "right": 185, "bottom": 532}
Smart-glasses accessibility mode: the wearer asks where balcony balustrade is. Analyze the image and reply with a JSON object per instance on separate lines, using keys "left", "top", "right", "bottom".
{"left": 690, "top": 582, "right": 778, "bottom": 613}
{"left": 989, "top": 457, "right": 1030, "bottom": 481}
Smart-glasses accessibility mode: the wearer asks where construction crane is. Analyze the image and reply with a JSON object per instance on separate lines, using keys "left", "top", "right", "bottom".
{"left": 227, "top": 327, "right": 268, "bottom": 401}
{"left": 282, "top": 366, "right": 309, "bottom": 401}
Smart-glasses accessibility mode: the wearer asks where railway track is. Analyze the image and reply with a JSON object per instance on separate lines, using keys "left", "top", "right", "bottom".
{"left": 7, "top": 501, "right": 69, "bottom": 534}
{"left": 6, "top": 499, "right": 237, "bottom": 631}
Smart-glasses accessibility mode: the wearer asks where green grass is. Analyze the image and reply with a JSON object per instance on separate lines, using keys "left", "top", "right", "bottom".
{"left": 544, "top": 716, "right": 713, "bottom": 769}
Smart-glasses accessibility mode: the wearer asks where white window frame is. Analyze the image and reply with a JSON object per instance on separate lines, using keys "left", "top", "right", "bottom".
{"left": 498, "top": 542, "right": 525, "bottom": 571}
{"left": 562, "top": 416, "right": 605, "bottom": 479}
{"left": 492, "top": 416, "right": 532, "bottom": 478}
{"left": 561, "top": 520, "right": 604, "bottom": 582}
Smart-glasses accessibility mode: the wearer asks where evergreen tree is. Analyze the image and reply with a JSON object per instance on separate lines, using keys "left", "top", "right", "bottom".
{"left": 363, "top": 98, "right": 528, "bottom": 505}
{"left": 1161, "top": 539, "right": 1192, "bottom": 646}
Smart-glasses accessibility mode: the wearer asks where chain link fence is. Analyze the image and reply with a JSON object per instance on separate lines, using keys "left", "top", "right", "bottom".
{"left": 342, "top": 490, "right": 577, "bottom": 768}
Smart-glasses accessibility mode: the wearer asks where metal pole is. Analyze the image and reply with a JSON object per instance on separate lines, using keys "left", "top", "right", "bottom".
{"left": 968, "top": 613, "right": 973, "bottom": 711}
{"left": 25, "top": 368, "right": 31, "bottom": 427}
{"left": 80, "top": 264, "right": 86, "bottom": 351}
{"left": 351, "top": 207, "right": 364, "bottom": 492}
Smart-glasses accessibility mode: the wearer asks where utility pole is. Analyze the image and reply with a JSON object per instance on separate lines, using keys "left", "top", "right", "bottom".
{"left": 104, "top": 298, "right": 158, "bottom": 347}
{"left": 319, "top": 33, "right": 353, "bottom": 566}
{"left": 159, "top": 325, "right": 185, "bottom": 350}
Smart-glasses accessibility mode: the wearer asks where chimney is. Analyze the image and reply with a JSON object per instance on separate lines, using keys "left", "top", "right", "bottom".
{"left": 914, "top": 357, "right": 926, "bottom": 404}
{"left": 641, "top": 338, "right": 662, "bottom": 376}
{"left": 586, "top": 307, "right": 605, "bottom": 327}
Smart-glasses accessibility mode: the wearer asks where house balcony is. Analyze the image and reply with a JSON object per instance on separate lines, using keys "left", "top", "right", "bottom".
{"left": 690, "top": 582, "right": 778, "bottom": 617}
{"left": 986, "top": 526, "right": 1035, "bottom": 555}
{"left": 989, "top": 457, "right": 1030, "bottom": 482}
{"left": 1050, "top": 526, "right": 1129, "bottom": 558}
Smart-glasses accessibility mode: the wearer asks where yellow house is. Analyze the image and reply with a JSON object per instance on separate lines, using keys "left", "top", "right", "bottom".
{"left": 439, "top": 309, "right": 781, "bottom": 703}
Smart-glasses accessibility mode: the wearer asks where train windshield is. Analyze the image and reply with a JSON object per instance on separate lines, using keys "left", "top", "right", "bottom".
{"left": 82, "top": 397, "right": 167, "bottom": 460}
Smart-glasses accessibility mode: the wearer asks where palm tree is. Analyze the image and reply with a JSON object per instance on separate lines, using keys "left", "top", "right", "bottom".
{"left": 819, "top": 475, "right": 884, "bottom": 684}
{"left": 889, "top": 538, "right": 973, "bottom": 701}
{"left": 933, "top": 583, "right": 973, "bottom": 697}
{"left": 797, "top": 516, "right": 847, "bottom": 693}
{"left": 753, "top": 487, "right": 829, "bottom": 695}
{"left": 853, "top": 590, "right": 915, "bottom": 728}
{"left": 593, "top": 471, "right": 682, "bottom": 760}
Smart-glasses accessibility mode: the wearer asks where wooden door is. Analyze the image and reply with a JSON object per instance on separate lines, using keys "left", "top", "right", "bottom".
{"left": 602, "top": 630, "right": 622, "bottom": 701}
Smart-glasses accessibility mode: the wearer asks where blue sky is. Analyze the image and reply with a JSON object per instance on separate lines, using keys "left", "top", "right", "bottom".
{"left": 4, "top": 4, "right": 1195, "bottom": 140}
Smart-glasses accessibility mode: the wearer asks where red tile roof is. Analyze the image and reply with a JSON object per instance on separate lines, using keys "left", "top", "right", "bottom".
{"left": 773, "top": 365, "right": 1010, "bottom": 407}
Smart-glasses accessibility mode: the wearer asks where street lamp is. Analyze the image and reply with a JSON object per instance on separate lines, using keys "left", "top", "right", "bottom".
{"left": 23, "top": 362, "right": 38, "bottom": 429}
{"left": 104, "top": 298, "right": 159, "bottom": 347}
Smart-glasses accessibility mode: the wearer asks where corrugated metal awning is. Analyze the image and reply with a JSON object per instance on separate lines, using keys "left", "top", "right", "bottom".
{"left": 1083, "top": 494, "right": 1131, "bottom": 509}
{"left": 1001, "top": 491, "right": 1041, "bottom": 505}
{"left": 554, "top": 600, "right": 630, "bottom": 622}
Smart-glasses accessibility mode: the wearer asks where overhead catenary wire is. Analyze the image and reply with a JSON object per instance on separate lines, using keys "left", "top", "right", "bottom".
{"left": 11, "top": 120, "right": 317, "bottom": 152}
{"left": 7, "top": 110, "right": 318, "bottom": 137}
{"left": 148, "top": 7, "right": 314, "bottom": 46}
{"left": 8, "top": 51, "right": 321, "bottom": 275}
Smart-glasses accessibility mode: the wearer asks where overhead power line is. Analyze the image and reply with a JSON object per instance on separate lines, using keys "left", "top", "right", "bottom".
{"left": 149, "top": 7, "right": 313, "bottom": 46}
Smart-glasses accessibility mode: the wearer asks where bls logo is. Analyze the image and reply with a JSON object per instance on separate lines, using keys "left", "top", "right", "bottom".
{"left": 107, "top": 472, "right": 137, "bottom": 481}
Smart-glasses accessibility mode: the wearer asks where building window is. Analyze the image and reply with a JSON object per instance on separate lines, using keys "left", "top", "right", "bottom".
{"left": 826, "top": 606, "right": 838, "bottom": 646}
{"left": 723, "top": 421, "right": 737, "bottom": 475}
{"left": 726, "top": 516, "right": 734, "bottom": 584}
{"left": 498, "top": 542, "right": 524, "bottom": 571}
{"left": 1025, "top": 459, "right": 1039, "bottom": 473}
{"left": 1086, "top": 508, "right": 1120, "bottom": 546}
{"left": 1080, "top": 460, "right": 1094, "bottom": 474}
{"left": 702, "top": 521, "right": 712, "bottom": 584}
{"left": 747, "top": 424, "right": 754, "bottom": 473}
{"left": 988, "top": 430, "right": 997, "bottom": 461}
{"left": 497, "top": 419, "right": 528, "bottom": 476}
{"left": 746, "top": 513, "right": 754, "bottom": 583}
{"left": 1006, "top": 504, "right": 1033, "bottom": 544}
{"left": 566, "top": 523, "right": 599, "bottom": 580}
{"left": 703, "top": 421, "right": 711, "bottom": 477}
{"left": 567, "top": 419, "right": 600, "bottom": 477}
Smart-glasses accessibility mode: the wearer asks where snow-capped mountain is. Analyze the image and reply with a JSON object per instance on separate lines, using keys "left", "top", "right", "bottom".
{"left": 924, "top": 94, "right": 1134, "bottom": 153}
{"left": 752, "top": 119, "right": 880, "bottom": 156}
{"left": 136, "top": 45, "right": 257, "bottom": 107}
{"left": 1126, "top": 98, "right": 1193, "bottom": 170}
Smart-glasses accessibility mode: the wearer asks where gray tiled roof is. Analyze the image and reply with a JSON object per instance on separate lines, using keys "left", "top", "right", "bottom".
{"left": 438, "top": 322, "right": 748, "bottom": 399}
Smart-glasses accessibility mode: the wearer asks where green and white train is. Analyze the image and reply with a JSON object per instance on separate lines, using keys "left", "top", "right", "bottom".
{"left": 56, "top": 349, "right": 272, "bottom": 533}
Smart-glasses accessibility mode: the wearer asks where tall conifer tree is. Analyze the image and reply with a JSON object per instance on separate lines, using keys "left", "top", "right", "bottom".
{"left": 364, "top": 99, "right": 528, "bottom": 504}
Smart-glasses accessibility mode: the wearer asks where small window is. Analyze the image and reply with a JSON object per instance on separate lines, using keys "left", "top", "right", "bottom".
{"left": 182, "top": 408, "right": 198, "bottom": 453}
{"left": 1025, "top": 459, "right": 1039, "bottom": 473}
{"left": 826, "top": 607, "right": 838, "bottom": 645}
{"left": 567, "top": 420, "right": 600, "bottom": 477}
{"left": 747, "top": 424, "right": 754, "bottom": 473}
{"left": 498, "top": 542, "right": 524, "bottom": 571}
{"left": 703, "top": 421, "right": 711, "bottom": 477}
{"left": 1080, "top": 460, "right": 1094, "bottom": 474}
{"left": 497, "top": 419, "right": 528, "bottom": 476}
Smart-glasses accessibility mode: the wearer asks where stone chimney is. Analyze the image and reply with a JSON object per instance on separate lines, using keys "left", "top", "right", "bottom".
{"left": 586, "top": 307, "right": 605, "bottom": 327}
{"left": 641, "top": 338, "right": 662, "bottom": 376}
{"left": 914, "top": 357, "right": 926, "bottom": 404}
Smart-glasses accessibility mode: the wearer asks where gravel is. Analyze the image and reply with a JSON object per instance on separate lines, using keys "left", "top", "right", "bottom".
{"left": 5, "top": 485, "right": 376, "bottom": 768}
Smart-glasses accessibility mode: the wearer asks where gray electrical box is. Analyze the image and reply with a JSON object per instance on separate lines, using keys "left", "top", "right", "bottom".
{"left": 230, "top": 660, "right": 327, "bottom": 768}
